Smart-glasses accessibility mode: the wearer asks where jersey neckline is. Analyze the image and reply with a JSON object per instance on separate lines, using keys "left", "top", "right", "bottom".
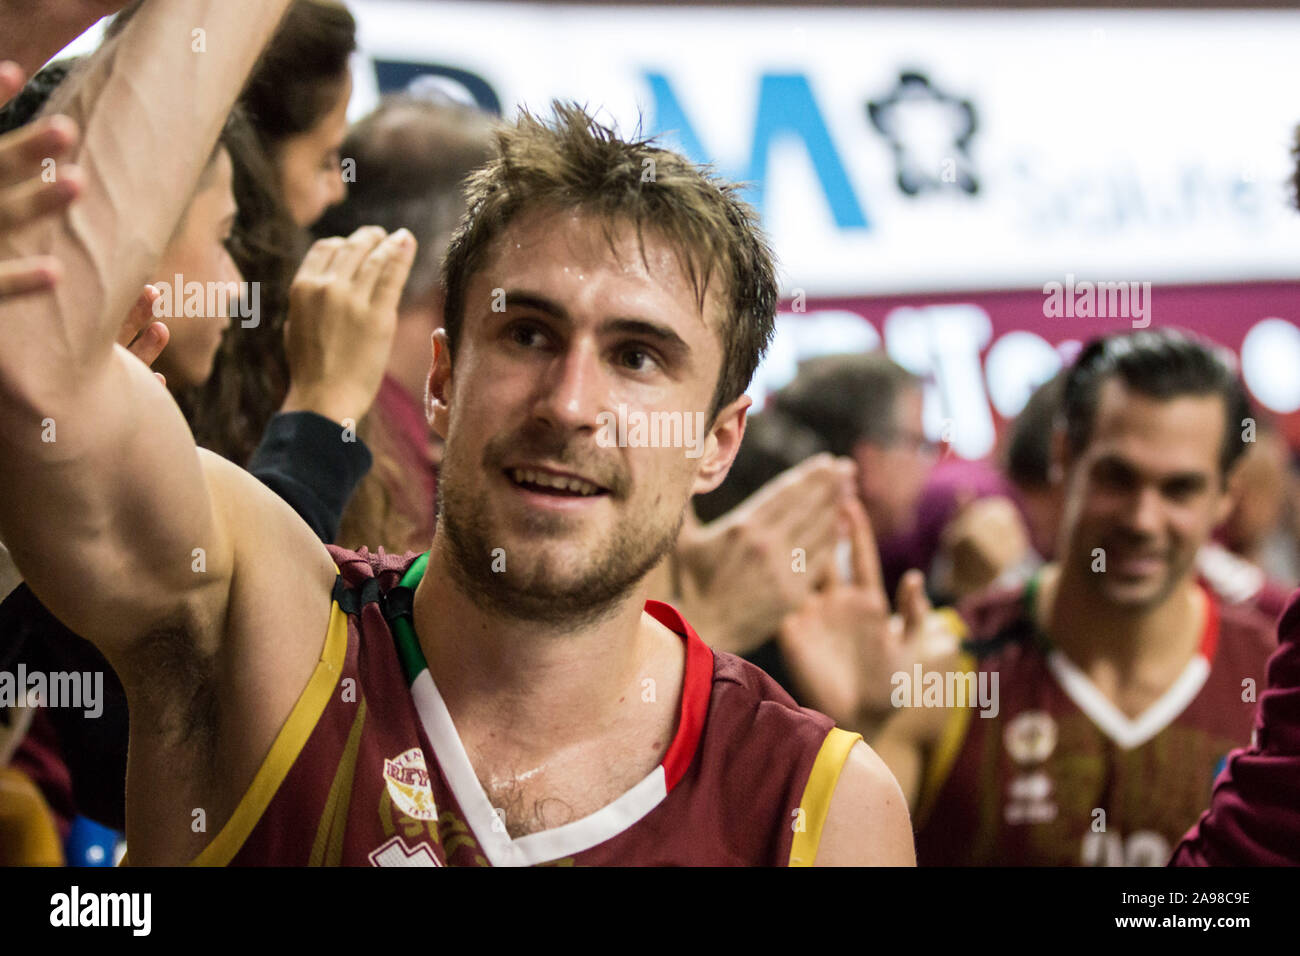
{"left": 1023, "top": 570, "right": 1221, "bottom": 750}
{"left": 387, "top": 551, "right": 714, "bottom": 864}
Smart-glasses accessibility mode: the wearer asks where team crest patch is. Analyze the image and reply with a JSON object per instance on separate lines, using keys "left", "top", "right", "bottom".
{"left": 384, "top": 748, "right": 438, "bottom": 820}
{"left": 1003, "top": 710, "right": 1058, "bottom": 765}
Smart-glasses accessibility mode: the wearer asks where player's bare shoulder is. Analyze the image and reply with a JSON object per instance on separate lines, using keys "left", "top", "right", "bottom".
{"left": 815, "top": 740, "right": 916, "bottom": 866}
{"left": 204, "top": 448, "right": 338, "bottom": 760}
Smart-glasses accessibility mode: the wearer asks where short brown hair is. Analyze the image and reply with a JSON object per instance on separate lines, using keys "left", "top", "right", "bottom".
{"left": 441, "top": 101, "right": 778, "bottom": 420}
{"left": 314, "top": 94, "right": 498, "bottom": 310}
{"left": 770, "top": 352, "right": 923, "bottom": 457}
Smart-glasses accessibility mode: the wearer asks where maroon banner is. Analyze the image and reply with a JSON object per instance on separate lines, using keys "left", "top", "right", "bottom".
{"left": 784, "top": 280, "right": 1300, "bottom": 457}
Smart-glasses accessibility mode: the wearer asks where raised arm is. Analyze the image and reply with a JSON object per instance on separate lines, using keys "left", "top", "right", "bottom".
{"left": 0, "top": 0, "right": 294, "bottom": 656}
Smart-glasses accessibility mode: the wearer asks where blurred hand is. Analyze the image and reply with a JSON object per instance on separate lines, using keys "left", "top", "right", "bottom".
{"left": 778, "top": 497, "right": 958, "bottom": 729}
{"left": 0, "top": 62, "right": 82, "bottom": 300}
{"left": 280, "top": 226, "right": 417, "bottom": 425}
{"left": 674, "top": 453, "right": 857, "bottom": 656}
{"left": 115, "top": 284, "right": 168, "bottom": 385}
{"left": 938, "top": 493, "right": 1032, "bottom": 598}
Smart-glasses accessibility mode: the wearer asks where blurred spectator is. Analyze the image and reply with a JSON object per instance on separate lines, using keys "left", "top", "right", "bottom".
{"left": 314, "top": 93, "right": 498, "bottom": 553}
{"left": 1221, "top": 416, "right": 1300, "bottom": 589}
{"left": 773, "top": 353, "right": 934, "bottom": 549}
{"left": 693, "top": 351, "right": 935, "bottom": 694}
{"left": 109, "top": 0, "right": 354, "bottom": 233}
{"left": 110, "top": 0, "right": 359, "bottom": 467}
{"left": 699, "top": 351, "right": 934, "bottom": 556}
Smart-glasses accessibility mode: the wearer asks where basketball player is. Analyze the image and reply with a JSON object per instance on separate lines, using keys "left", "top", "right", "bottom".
{"left": 869, "top": 330, "right": 1276, "bottom": 865}
{"left": 0, "top": 4, "right": 912, "bottom": 864}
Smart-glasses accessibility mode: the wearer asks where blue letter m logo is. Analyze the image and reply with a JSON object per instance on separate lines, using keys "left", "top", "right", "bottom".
{"left": 645, "top": 72, "right": 869, "bottom": 230}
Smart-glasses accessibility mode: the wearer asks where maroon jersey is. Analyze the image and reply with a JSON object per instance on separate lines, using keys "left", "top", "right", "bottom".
{"left": 914, "top": 576, "right": 1275, "bottom": 866}
{"left": 192, "top": 546, "right": 860, "bottom": 866}
{"left": 1171, "top": 587, "right": 1300, "bottom": 865}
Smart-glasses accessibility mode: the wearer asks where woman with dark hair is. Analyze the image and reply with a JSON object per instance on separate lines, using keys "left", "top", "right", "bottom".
{"left": 109, "top": 0, "right": 355, "bottom": 233}
{"left": 108, "top": 0, "right": 361, "bottom": 467}
{"left": 239, "top": 0, "right": 357, "bottom": 231}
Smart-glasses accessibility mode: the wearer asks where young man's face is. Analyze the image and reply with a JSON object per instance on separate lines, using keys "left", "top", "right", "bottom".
{"left": 1057, "top": 377, "right": 1234, "bottom": 611}
{"left": 428, "top": 206, "right": 746, "bottom": 623}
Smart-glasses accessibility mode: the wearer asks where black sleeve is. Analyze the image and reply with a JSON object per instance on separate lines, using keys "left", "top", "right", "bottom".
{"left": 246, "top": 411, "right": 373, "bottom": 543}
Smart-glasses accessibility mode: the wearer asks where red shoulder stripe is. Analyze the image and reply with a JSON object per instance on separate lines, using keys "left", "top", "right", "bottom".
{"left": 644, "top": 600, "right": 714, "bottom": 791}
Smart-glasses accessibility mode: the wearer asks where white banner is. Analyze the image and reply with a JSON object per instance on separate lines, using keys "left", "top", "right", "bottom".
{"left": 342, "top": 1, "right": 1300, "bottom": 296}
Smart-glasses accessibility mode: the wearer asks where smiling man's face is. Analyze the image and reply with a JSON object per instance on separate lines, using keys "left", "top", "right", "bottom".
{"left": 1059, "top": 377, "right": 1232, "bottom": 611}
{"left": 428, "top": 205, "right": 745, "bottom": 625}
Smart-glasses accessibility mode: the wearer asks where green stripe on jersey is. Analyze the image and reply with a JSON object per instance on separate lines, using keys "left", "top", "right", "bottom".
{"left": 393, "top": 551, "right": 431, "bottom": 686}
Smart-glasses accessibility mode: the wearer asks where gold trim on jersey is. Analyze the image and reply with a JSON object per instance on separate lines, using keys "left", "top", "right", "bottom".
{"left": 789, "top": 727, "right": 863, "bottom": 866}
{"left": 0, "top": 766, "right": 64, "bottom": 865}
{"left": 933, "top": 606, "right": 968, "bottom": 643}
{"left": 309, "top": 697, "right": 369, "bottom": 866}
{"left": 914, "top": 649, "right": 978, "bottom": 828}
{"left": 190, "top": 597, "right": 350, "bottom": 866}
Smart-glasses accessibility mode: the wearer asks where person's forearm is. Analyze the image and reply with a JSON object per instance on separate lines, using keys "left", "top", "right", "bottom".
{"left": 0, "top": 1, "right": 293, "bottom": 631}
{"left": 0, "top": 0, "right": 292, "bottom": 394}
{"left": 0, "top": 1, "right": 107, "bottom": 77}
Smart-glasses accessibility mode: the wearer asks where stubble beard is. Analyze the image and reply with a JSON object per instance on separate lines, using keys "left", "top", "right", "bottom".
{"left": 436, "top": 431, "right": 685, "bottom": 629}
{"left": 1083, "top": 536, "right": 1188, "bottom": 613}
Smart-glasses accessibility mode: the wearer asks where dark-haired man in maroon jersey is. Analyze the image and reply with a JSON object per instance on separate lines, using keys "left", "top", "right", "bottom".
{"left": 867, "top": 329, "right": 1276, "bottom": 865}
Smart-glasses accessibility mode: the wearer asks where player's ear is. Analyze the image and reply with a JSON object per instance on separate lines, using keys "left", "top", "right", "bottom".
{"left": 427, "top": 328, "right": 452, "bottom": 439}
{"left": 691, "top": 393, "right": 750, "bottom": 496}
